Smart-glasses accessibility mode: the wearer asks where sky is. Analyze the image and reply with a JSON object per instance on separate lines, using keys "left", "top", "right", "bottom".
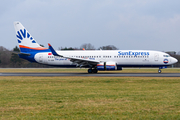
{"left": 1, "top": 0, "right": 180, "bottom": 52}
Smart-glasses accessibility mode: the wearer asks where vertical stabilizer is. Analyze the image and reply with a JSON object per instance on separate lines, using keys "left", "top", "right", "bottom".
{"left": 14, "top": 22, "right": 48, "bottom": 52}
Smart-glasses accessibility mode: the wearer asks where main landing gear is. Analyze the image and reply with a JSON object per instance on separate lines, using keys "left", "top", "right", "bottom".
{"left": 88, "top": 68, "right": 98, "bottom": 73}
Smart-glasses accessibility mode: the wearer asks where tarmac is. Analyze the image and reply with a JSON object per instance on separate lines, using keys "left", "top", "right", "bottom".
{"left": 0, "top": 72, "right": 180, "bottom": 77}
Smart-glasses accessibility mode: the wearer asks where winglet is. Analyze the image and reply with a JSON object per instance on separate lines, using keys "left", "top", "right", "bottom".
{"left": 48, "top": 43, "right": 61, "bottom": 56}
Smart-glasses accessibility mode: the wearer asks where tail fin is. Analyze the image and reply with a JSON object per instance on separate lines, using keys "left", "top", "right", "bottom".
{"left": 14, "top": 21, "right": 48, "bottom": 52}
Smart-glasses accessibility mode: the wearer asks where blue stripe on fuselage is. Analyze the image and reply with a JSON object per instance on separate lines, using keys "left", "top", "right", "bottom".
{"left": 117, "top": 65, "right": 169, "bottom": 67}
{"left": 19, "top": 48, "right": 51, "bottom": 62}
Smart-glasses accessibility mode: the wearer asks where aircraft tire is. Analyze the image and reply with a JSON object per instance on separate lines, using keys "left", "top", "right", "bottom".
{"left": 88, "top": 69, "right": 92, "bottom": 73}
{"left": 158, "top": 69, "right": 161, "bottom": 73}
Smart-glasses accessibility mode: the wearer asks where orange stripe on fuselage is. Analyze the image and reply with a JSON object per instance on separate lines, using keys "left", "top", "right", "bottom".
{"left": 19, "top": 45, "right": 48, "bottom": 50}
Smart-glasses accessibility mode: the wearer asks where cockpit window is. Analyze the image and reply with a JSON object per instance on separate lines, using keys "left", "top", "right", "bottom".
{"left": 163, "top": 55, "right": 170, "bottom": 57}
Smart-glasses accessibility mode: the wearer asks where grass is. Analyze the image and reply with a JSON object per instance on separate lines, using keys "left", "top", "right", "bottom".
{"left": 0, "top": 77, "right": 180, "bottom": 119}
{"left": 0, "top": 68, "right": 180, "bottom": 73}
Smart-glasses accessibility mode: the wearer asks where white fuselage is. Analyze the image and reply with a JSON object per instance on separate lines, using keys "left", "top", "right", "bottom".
{"left": 34, "top": 50, "right": 177, "bottom": 67}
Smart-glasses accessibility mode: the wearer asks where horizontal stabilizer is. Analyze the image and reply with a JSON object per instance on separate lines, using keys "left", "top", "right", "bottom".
{"left": 13, "top": 51, "right": 31, "bottom": 56}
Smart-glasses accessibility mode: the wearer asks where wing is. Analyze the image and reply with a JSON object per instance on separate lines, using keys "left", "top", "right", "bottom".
{"left": 48, "top": 43, "right": 100, "bottom": 67}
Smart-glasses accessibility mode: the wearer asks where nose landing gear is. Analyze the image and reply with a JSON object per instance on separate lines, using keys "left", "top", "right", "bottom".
{"left": 158, "top": 66, "right": 167, "bottom": 73}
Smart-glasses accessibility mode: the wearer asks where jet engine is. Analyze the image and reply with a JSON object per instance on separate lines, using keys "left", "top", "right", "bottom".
{"left": 97, "top": 62, "right": 122, "bottom": 71}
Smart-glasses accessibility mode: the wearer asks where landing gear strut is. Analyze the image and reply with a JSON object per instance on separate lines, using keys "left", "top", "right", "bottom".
{"left": 88, "top": 68, "right": 98, "bottom": 73}
{"left": 92, "top": 69, "right": 98, "bottom": 73}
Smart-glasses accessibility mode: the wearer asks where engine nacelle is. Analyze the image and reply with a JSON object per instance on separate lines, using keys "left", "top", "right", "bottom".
{"left": 97, "top": 62, "right": 122, "bottom": 71}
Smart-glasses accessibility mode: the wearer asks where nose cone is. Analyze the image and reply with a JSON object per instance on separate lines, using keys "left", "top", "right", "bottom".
{"left": 171, "top": 57, "right": 178, "bottom": 64}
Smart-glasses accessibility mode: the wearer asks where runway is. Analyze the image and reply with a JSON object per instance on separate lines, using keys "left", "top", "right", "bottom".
{"left": 0, "top": 72, "right": 180, "bottom": 77}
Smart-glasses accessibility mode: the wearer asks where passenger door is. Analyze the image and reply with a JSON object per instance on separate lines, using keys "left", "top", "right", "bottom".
{"left": 39, "top": 54, "right": 43, "bottom": 63}
{"left": 154, "top": 53, "right": 159, "bottom": 61}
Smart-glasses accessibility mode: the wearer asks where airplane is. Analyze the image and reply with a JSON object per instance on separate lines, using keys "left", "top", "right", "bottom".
{"left": 14, "top": 21, "right": 178, "bottom": 73}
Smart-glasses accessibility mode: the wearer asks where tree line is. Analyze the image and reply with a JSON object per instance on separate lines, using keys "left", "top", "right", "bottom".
{"left": 0, "top": 46, "right": 49, "bottom": 68}
{"left": 59, "top": 43, "right": 118, "bottom": 50}
{"left": 0, "top": 44, "right": 180, "bottom": 68}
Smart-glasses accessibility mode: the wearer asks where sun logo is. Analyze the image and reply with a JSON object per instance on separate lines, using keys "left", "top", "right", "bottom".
{"left": 16, "top": 29, "right": 36, "bottom": 43}
{"left": 163, "top": 59, "right": 168, "bottom": 64}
